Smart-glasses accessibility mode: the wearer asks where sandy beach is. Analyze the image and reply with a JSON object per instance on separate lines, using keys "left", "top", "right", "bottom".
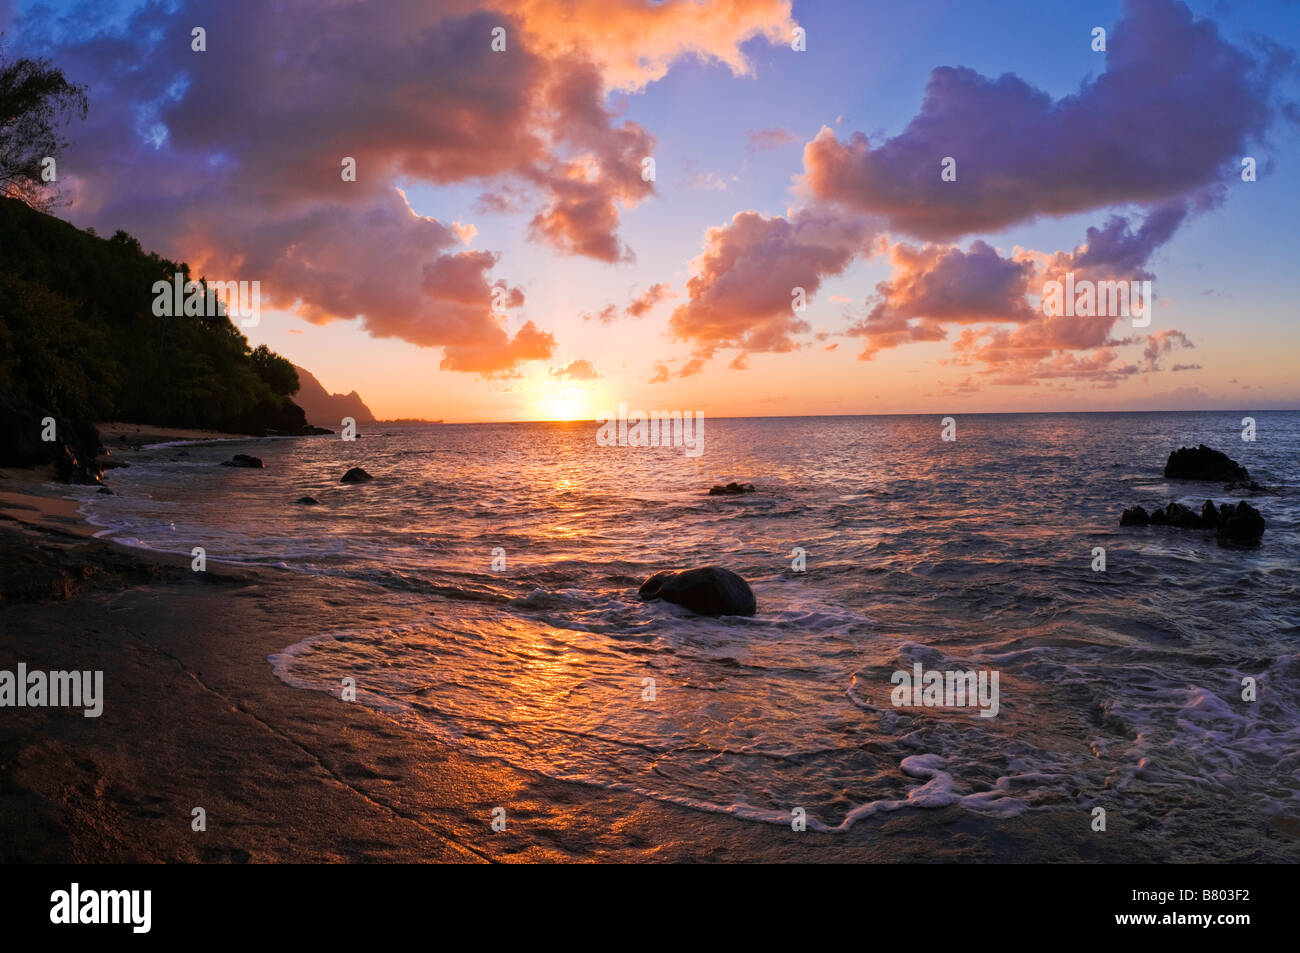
{"left": 0, "top": 432, "right": 1183, "bottom": 864}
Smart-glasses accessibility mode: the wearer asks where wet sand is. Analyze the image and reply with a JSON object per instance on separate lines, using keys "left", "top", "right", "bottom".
{"left": 0, "top": 454, "right": 1166, "bottom": 863}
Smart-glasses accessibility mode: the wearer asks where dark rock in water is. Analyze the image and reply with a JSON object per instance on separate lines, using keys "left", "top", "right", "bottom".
{"left": 1216, "top": 500, "right": 1266, "bottom": 545}
{"left": 1164, "top": 444, "right": 1248, "bottom": 482}
{"left": 1224, "top": 479, "right": 1270, "bottom": 494}
{"left": 97, "top": 486, "right": 113, "bottom": 495}
{"left": 1120, "top": 506, "right": 1149, "bottom": 526}
{"left": 177, "top": 450, "right": 190, "bottom": 457}
{"left": 708, "top": 482, "right": 756, "bottom": 496}
{"left": 220, "top": 453, "right": 263, "bottom": 468}
{"left": 638, "top": 566, "right": 756, "bottom": 617}
{"left": 1120, "top": 498, "right": 1265, "bottom": 545}
{"left": 295, "top": 495, "right": 320, "bottom": 505}
{"left": 340, "top": 467, "right": 373, "bottom": 483}
{"left": 1164, "top": 501, "right": 1203, "bottom": 529}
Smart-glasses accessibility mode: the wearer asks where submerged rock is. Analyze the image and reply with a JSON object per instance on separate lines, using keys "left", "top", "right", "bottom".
{"left": 295, "top": 495, "right": 320, "bottom": 505}
{"left": 639, "top": 566, "right": 756, "bottom": 617}
{"left": 708, "top": 482, "right": 756, "bottom": 496}
{"left": 221, "top": 453, "right": 263, "bottom": 468}
{"left": 1163, "top": 445, "right": 1248, "bottom": 482}
{"left": 97, "top": 486, "right": 114, "bottom": 495}
{"left": 340, "top": 467, "right": 373, "bottom": 483}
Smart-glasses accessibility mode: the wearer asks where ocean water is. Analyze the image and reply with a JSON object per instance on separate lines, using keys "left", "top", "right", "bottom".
{"left": 73, "top": 412, "right": 1300, "bottom": 852}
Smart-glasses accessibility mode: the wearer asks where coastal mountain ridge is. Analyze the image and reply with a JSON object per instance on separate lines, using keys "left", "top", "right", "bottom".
{"left": 291, "top": 365, "right": 376, "bottom": 430}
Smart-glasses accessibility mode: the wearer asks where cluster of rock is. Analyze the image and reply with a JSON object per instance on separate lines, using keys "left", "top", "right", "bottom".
{"left": 708, "top": 482, "right": 755, "bottom": 495}
{"left": 1121, "top": 499, "right": 1265, "bottom": 545}
{"left": 1120, "top": 445, "right": 1268, "bottom": 545}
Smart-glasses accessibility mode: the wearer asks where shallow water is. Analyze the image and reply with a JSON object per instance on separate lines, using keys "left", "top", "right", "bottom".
{"left": 73, "top": 412, "right": 1300, "bottom": 854}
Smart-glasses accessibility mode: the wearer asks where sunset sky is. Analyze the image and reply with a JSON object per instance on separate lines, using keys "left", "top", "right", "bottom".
{"left": 7, "top": 0, "right": 1300, "bottom": 422}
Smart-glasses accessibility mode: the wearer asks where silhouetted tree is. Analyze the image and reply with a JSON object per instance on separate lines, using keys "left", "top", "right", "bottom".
{"left": 0, "top": 36, "right": 88, "bottom": 211}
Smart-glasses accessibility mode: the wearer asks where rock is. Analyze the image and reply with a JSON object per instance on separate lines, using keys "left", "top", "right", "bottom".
{"left": 1120, "top": 498, "right": 1265, "bottom": 545}
{"left": 1216, "top": 500, "right": 1266, "bottom": 545}
{"left": 97, "top": 486, "right": 113, "bottom": 495}
{"left": 177, "top": 450, "right": 190, "bottom": 457}
{"left": 1120, "top": 506, "right": 1149, "bottom": 526}
{"left": 1163, "top": 445, "right": 1248, "bottom": 482}
{"left": 295, "top": 495, "right": 320, "bottom": 505}
{"left": 1164, "top": 501, "right": 1203, "bottom": 529}
{"left": 708, "top": 482, "right": 756, "bottom": 496}
{"left": 1225, "top": 479, "right": 1270, "bottom": 494}
{"left": 638, "top": 566, "right": 756, "bottom": 617}
{"left": 340, "top": 467, "right": 373, "bottom": 483}
{"left": 220, "top": 453, "right": 263, "bottom": 468}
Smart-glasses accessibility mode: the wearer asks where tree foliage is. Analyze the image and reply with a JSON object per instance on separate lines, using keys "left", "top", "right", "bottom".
{"left": 0, "top": 37, "right": 89, "bottom": 212}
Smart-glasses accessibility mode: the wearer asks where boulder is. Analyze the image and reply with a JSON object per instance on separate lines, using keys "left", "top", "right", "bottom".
{"left": 1119, "top": 506, "right": 1149, "bottom": 526}
{"left": 1216, "top": 500, "right": 1266, "bottom": 545}
{"left": 1164, "top": 501, "right": 1203, "bottom": 529}
{"left": 296, "top": 495, "right": 320, "bottom": 505}
{"left": 220, "top": 454, "right": 263, "bottom": 468}
{"left": 1163, "top": 445, "right": 1248, "bottom": 482}
{"left": 97, "top": 486, "right": 114, "bottom": 495}
{"left": 340, "top": 467, "right": 373, "bottom": 483}
{"left": 638, "top": 566, "right": 756, "bottom": 617}
{"left": 708, "top": 482, "right": 756, "bottom": 496}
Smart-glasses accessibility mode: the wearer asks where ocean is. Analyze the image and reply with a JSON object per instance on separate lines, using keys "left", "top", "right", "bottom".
{"left": 70, "top": 411, "right": 1300, "bottom": 856}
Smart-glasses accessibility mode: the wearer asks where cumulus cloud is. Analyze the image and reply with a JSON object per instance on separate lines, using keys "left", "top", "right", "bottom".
{"left": 854, "top": 206, "right": 1197, "bottom": 385}
{"left": 801, "top": 0, "right": 1281, "bottom": 241}
{"left": 625, "top": 283, "right": 674, "bottom": 319}
{"left": 667, "top": 207, "right": 876, "bottom": 366}
{"left": 549, "top": 359, "right": 602, "bottom": 380}
{"left": 17, "top": 0, "right": 794, "bottom": 373}
{"left": 847, "top": 240, "right": 1039, "bottom": 359}
{"left": 657, "top": 0, "right": 1291, "bottom": 385}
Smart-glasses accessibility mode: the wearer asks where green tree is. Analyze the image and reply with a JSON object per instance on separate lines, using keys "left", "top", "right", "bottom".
{"left": 249, "top": 344, "right": 300, "bottom": 397}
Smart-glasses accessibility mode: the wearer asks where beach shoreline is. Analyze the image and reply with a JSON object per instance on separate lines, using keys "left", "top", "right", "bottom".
{"left": 0, "top": 445, "right": 1248, "bottom": 863}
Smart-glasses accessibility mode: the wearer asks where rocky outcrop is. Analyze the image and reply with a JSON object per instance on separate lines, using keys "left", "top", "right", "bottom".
{"left": 1119, "top": 499, "right": 1265, "bottom": 545}
{"left": 638, "top": 566, "right": 757, "bottom": 617}
{"left": 1163, "top": 445, "right": 1249, "bottom": 482}
{"left": 220, "top": 454, "right": 263, "bottom": 468}
{"left": 340, "top": 467, "right": 373, "bottom": 483}
{"left": 708, "top": 482, "right": 756, "bottom": 495}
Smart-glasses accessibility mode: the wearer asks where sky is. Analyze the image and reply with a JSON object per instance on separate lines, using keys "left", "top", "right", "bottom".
{"left": 6, "top": 0, "right": 1300, "bottom": 422}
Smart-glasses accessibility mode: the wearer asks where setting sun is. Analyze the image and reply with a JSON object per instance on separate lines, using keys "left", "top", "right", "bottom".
{"left": 536, "top": 383, "right": 596, "bottom": 421}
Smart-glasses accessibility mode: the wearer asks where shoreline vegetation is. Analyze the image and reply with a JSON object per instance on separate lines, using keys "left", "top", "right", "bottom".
{"left": 0, "top": 194, "right": 337, "bottom": 486}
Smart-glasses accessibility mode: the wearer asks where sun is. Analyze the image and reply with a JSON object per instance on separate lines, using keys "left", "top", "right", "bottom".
{"left": 536, "top": 384, "right": 593, "bottom": 421}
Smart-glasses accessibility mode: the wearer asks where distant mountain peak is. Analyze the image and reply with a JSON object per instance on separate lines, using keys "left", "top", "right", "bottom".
{"left": 292, "top": 365, "right": 377, "bottom": 428}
